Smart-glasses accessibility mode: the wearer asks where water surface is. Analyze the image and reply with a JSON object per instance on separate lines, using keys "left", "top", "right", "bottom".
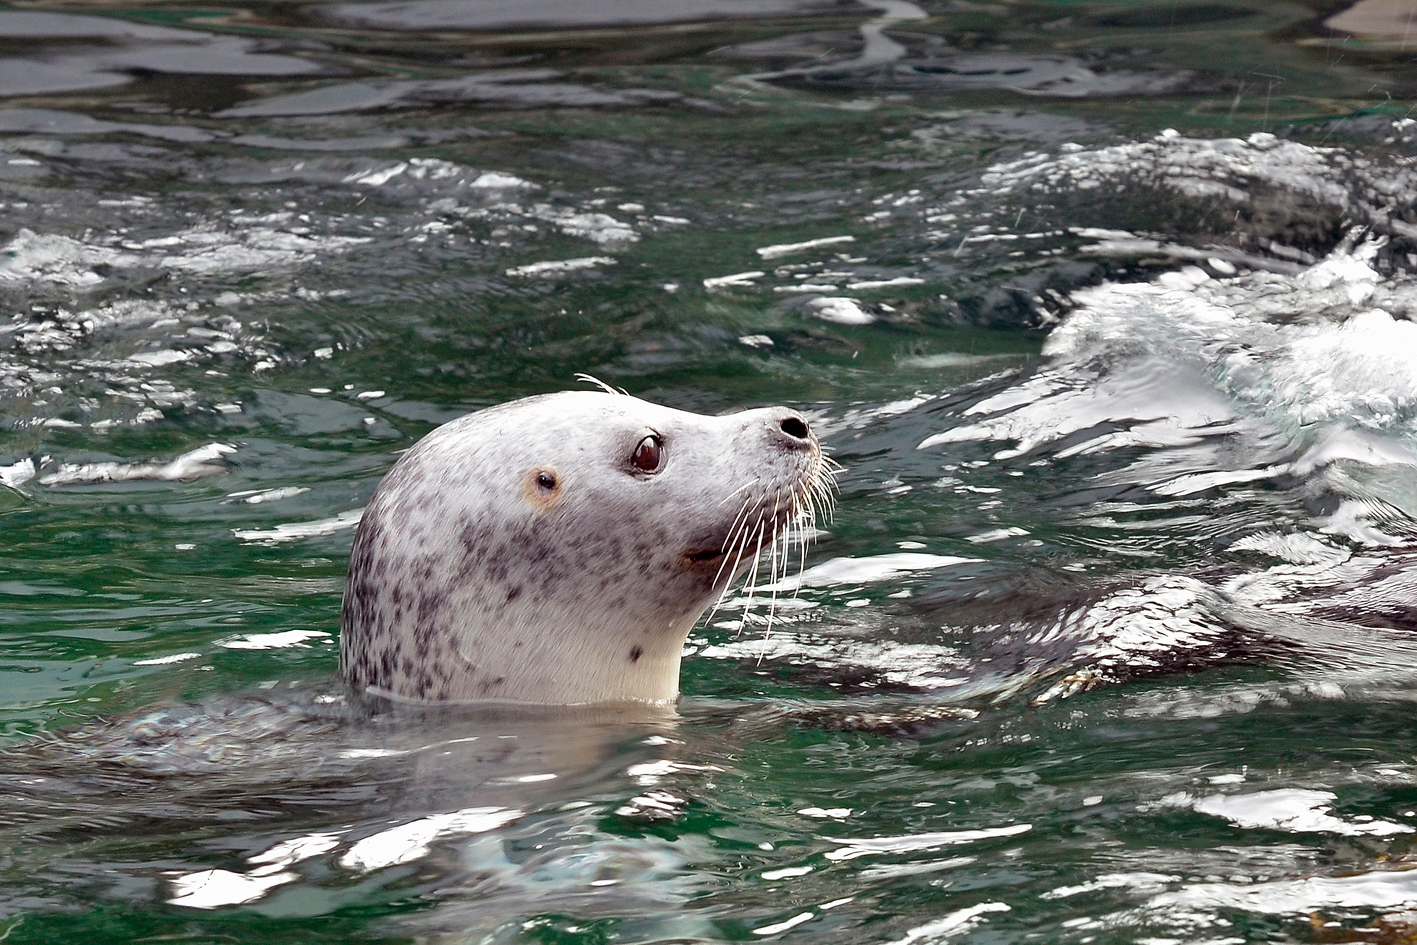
{"left": 2, "top": 0, "right": 1417, "bottom": 941}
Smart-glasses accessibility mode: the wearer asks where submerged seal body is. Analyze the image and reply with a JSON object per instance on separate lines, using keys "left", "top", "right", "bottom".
{"left": 341, "top": 390, "right": 827, "bottom": 705}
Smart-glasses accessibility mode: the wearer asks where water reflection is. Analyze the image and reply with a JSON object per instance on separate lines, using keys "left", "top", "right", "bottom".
{"left": 0, "top": 11, "right": 322, "bottom": 98}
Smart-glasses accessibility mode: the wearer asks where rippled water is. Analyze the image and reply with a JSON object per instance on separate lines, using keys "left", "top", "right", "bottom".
{"left": 3, "top": 0, "right": 1417, "bottom": 941}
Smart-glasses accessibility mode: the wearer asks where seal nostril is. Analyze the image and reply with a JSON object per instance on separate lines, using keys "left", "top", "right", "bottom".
{"left": 780, "top": 416, "right": 809, "bottom": 440}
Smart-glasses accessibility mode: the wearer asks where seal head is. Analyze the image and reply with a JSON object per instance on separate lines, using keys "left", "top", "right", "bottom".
{"left": 340, "top": 390, "right": 826, "bottom": 705}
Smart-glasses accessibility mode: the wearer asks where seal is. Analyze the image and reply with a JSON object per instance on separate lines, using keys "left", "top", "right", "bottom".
{"left": 340, "top": 388, "right": 831, "bottom": 705}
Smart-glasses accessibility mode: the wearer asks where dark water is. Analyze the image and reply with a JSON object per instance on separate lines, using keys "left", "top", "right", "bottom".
{"left": 3, "top": 0, "right": 1417, "bottom": 941}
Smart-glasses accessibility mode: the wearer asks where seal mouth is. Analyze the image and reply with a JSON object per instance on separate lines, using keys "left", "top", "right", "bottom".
{"left": 681, "top": 488, "right": 815, "bottom": 581}
{"left": 680, "top": 547, "right": 728, "bottom": 570}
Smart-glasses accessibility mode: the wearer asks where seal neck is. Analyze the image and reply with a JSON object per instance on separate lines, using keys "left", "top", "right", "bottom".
{"left": 457, "top": 610, "right": 698, "bottom": 706}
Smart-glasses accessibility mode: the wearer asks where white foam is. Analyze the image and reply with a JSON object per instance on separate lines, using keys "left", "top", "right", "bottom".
{"left": 1165, "top": 788, "right": 1412, "bottom": 837}
{"left": 1072, "top": 576, "right": 1236, "bottom": 671}
{"left": 154, "top": 226, "right": 370, "bottom": 275}
{"left": 217, "top": 629, "right": 331, "bottom": 650}
{"left": 127, "top": 349, "right": 193, "bottom": 367}
{"left": 228, "top": 486, "right": 310, "bottom": 505}
{"left": 916, "top": 236, "right": 1417, "bottom": 541}
{"left": 1229, "top": 531, "right": 1348, "bottom": 566}
{"left": 614, "top": 790, "right": 688, "bottom": 817}
{"left": 39, "top": 443, "right": 235, "bottom": 486}
{"left": 1271, "top": 307, "right": 1417, "bottom": 429}
{"left": 169, "top": 832, "right": 340, "bottom": 909}
{"left": 892, "top": 902, "right": 1011, "bottom": 943}
{"left": 768, "top": 553, "right": 977, "bottom": 590}
{"left": 248, "top": 833, "right": 344, "bottom": 868}
{"left": 1291, "top": 426, "right": 1417, "bottom": 475}
{"left": 133, "top": 652, "right": 202, "bottom": 666}
{"left": 756, "top": 235, "right": 855, "bottom": 259}
{"left": 976, "top": 133, "right": 1417, "bottom": 234}
{"left": 1151, "top": 868, "right": 1417, "bottom": 915}
{"left": 0, "top": 229, "right": 138, "bottom": 286}
{"left": 0, "top": 457, "right": 35, "bottom": 491}
{"left": 340, "top": 807, "right": 521, "bottom": 873}
{"left": 752, "top": 912, "right": 815, "bottom": 935}
{"left": 804, "top": 297, "right": 874, "bottom": 325}
{"left": 0, "top": 220, "right": 369, "bottom": 289}
{"left": 344, "top": 162, "right": 409, "bottom": 186}
{"left": 846, "top": 277, "right": 925, "bottom": 290}
{"left": 703, "top": 271, "right": 764, "bottom": 289}
{"left": 857, "top": 856, "right": 975, "bottom": 882}
{"left": 825, "top": 823, "right": 1031, "bottom": 861}
{"left": 1043, "top": 871, "right": 1179, "bottom": 900}
{"left": 529, "top": 205, "right": 637, "bottom": 245}
{"left": 338, "top": 747, "right": 412, "bottom": 759}
{"left": 1050, "top": 246, "right": 1416, "bottom": 436}
{"left": 505, "top": 256, "right": 615, "bottom": 277}
{"left": 965, "top": 527, "right": 1029, "bottom": 543}
{"left": 624, "top": 759, "right": 723, "bottom": 786}
{"left": 167, "top": 867, "right": 296, "bottom": 910}
{"left": 761, "top": 865, "right": 814, "bottom": 880}
{"left": 232, "top": 508, "right": 363, "bottom": 542}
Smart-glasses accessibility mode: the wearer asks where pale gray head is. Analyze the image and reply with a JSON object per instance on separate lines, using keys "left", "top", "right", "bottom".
{"left": 340, "top": 390, "right": 833, "bottom": 705}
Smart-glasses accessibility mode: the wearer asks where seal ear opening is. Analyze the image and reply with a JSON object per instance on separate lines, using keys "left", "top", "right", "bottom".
{"left": 523, "top": 466, "right": 562, "bottom": 511}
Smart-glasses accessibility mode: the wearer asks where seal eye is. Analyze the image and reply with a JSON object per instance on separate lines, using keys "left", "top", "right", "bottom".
{"left": 631, "top": 435, "right": 663, "bottom": 473}
{"left": 535, "top": 470, "right": 557, "bottom": 492}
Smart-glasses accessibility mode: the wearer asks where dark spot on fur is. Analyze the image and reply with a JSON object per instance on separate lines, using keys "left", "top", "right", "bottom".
{"left": 460, "top": 520, "right": 489, "bottom": 555}
{"left": 629, "top": 646, "right": 643, "bottom": 663}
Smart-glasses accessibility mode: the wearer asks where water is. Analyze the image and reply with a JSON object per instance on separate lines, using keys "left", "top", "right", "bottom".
{"left": 2, "top": 0, "right": 1417, "bottom": 940}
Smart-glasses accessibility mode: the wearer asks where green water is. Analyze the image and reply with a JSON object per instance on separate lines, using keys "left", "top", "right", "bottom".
{"left": 3, "top": 0, "right": 1417, "bottom": 941}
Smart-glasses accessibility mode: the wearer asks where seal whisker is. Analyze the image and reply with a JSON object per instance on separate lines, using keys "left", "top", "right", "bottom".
{"left": 706, "top": 505, "right": 766, "bottom": 627}
{"left": 714, "top": 494, "right": 760, "bottom": 586}
{"left": 815, "top": 474, "right": 831, "bottom": 515}
{"left": 761, "top": 494, "right": 785, "bottom": 639}
{"left": 741, "top": 515, "right": 770, "bottom": 633}
{"left": 719, "top": 478, "right": 759, "bottom": 508}
{"left": 572, "top": 372, "right": 628, "bottom": 396}
{"left": 739, "top": 518, "right": 768, "bottom": 643}
{"left": 726, "top": 489, "right": 762, "bottom": 546}
{"left": 720, "top": 491, "right": 757, "bottom": 555}
{"left": 793, "top": 484, "right": 812, "bottom": 599}
{"left": 726, "top": 518, "right": 761, "bottom": 638}
{"left": 708, "top": 445, "right": 836, "bottom": 638}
